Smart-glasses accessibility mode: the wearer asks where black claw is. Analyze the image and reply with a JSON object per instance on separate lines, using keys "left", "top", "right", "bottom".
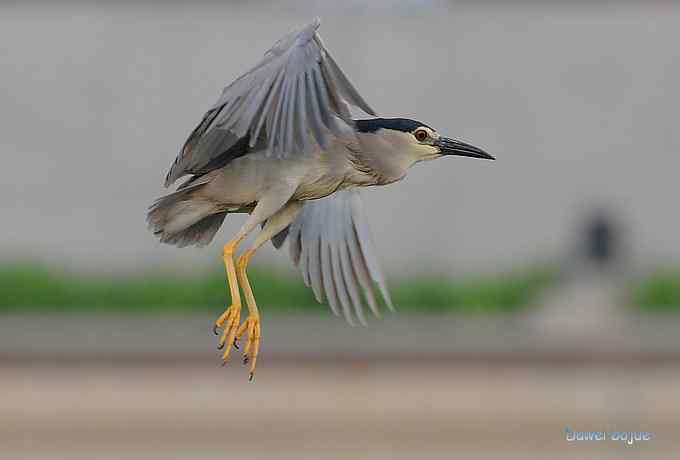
{"left": 243, "top": 355, "right": 249, "bottom": 365}
{"left": 249, "top": 372, "right": 254, "bottom": 382}
{"left": 217, "top": 341, "right": 225, "bottom": 351}
{"left": 213, "top": 325, "right": 221, "bottom": 336}
{"left": 233, "top": 339, "right": 240, "bottom": 350}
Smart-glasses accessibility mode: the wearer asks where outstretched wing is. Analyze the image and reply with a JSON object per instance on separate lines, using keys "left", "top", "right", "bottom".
{"left": 275, "top": 189, "right": 393, "bottom": 326}
{"left": 165, "top": 18, "right": 376, "bottom": 187}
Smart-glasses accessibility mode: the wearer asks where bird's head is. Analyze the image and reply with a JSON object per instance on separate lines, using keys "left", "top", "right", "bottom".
{"left": 354, "top": 118, "right": 494, "bottom": 164}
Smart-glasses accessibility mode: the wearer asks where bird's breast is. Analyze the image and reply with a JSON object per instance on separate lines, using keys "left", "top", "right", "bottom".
{"left": 292, "top": 159, "right": 347, "bottom": 201}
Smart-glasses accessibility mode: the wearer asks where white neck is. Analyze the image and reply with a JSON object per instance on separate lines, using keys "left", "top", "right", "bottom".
{"left": 351, "top": 130, "right": 440, "bottom": 185}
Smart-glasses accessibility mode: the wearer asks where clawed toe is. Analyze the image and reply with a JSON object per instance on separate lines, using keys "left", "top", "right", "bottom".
{"left": 216, "top": 314, "right": 260, "bottom": 379}
{"left": 213, "top": 305, "right": 241, "bottom": 362}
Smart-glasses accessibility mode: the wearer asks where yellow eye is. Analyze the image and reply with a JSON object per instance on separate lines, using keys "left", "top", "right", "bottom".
{"left": 414, "top": 129, "right": 428, "bottom": 142}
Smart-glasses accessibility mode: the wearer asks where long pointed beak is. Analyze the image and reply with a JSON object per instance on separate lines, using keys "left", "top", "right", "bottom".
{"left": 435, "top": 137, "right": 495, "bottom": 160}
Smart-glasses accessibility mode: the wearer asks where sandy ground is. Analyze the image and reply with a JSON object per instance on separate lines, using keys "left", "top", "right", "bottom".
{"left": 1, "top": 359, "right": 678, "bottom": 460}
{"left": 2, "top": 309, "right": 679, "bottom": 460}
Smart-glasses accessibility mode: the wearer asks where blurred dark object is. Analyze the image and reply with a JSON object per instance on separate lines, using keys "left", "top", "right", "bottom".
{"left": 583, "top": 210, "right": 619, "bottom": 268}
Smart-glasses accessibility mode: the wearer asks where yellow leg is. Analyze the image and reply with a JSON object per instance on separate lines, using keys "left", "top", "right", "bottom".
{"left": 214, "top": 235, "right": 245, "bottom": 362}
{"left": 235, "top": 248, "right": 261, "bottom": 381}
{"left": 217, "top": 200, "right": 302, "bottom": 380}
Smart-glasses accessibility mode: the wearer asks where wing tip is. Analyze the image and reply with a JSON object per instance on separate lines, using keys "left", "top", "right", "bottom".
{"left": 163, "top": 169, "right": 179, "bottom": 188}
{"left": 384, "top": 294, "right": 396, "bottom": 312}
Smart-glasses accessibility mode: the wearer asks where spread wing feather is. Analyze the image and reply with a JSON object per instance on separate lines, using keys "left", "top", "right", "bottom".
{"left": 278, "top": 189, "right": 393, "bottom": 325}
{"left": 165, "top": 18, "right": 376, "bottom": 187}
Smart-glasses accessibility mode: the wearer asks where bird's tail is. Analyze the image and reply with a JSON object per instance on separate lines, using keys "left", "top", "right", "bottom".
{"left": 147, "top": 182, "right": 226, "bottom": 248}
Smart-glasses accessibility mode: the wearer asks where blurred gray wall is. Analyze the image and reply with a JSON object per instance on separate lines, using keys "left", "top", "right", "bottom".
{"left": 2, "top": 1, "right": 679, "bottom": 273}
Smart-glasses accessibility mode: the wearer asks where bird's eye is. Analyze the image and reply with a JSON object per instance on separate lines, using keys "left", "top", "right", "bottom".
{"left": 414, "top": 129, "right": 428, "bottom": 142}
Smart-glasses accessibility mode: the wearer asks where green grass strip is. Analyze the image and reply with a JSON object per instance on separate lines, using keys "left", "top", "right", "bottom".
{"left": 632, "top": 269, "right": 680, "bottom": 312}
{"left": 0, "top": 262, "right": 554, "bottom": 315}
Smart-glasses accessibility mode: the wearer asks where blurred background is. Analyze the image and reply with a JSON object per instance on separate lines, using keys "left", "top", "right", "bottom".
{"left": 2, "top": 1, "right": 680, "bottom": 459}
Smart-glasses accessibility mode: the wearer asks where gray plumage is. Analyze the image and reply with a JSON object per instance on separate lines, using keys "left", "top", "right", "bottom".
{"left": 283, "top": 189, "right": 393, "bottom": 325}
{"left": 164, "top": 17, "right": 375, "bottom": 188}
{"left": 148, "top": 19, "right": 493, "bottom": 323}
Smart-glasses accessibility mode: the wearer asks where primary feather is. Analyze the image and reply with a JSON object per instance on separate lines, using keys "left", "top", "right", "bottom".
{"left": 165, "top": 18, "right": 377, "bottom": 187}
{"left": 277, "top": 189, "right": 393, "bottom": 325}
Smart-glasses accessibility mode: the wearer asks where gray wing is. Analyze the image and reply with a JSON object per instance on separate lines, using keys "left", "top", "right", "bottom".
{"left": 165, "top": 18, "right": 376, "bottom": 187}
{"left": 278, "top": 189, "right": 393, "bottom": 326}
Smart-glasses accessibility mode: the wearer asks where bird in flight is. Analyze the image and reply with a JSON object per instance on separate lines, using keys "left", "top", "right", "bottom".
{"left": 148, "top": 19, "right": 494, "bottom": 380}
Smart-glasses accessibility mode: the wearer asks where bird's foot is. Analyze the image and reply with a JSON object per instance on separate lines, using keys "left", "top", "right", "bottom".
{"left": 213, "top": 304, "right": 241, "bottom": 361}
{"left": 234, "top": 314, "right": 261, "bottom": 381}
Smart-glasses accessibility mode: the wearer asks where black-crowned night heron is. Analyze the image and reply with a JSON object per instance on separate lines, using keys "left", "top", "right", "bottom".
{"left": 148, "top": 19, "right": 494, "bottom": 379}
